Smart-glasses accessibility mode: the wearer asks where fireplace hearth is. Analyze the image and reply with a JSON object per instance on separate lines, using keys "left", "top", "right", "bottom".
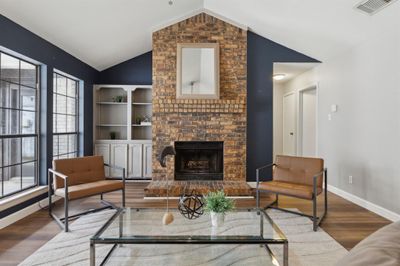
{"left": 175, "top": 141, "right": 223, "bottom": 180}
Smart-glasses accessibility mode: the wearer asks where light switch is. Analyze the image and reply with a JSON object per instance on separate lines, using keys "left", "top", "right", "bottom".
{"left": 331, "top": 104, "right": 338, "bottom": 113}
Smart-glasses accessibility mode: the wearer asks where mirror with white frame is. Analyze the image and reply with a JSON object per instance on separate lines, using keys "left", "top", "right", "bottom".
{"left": 176, "top": 43, "right": 219, "bottom": 99}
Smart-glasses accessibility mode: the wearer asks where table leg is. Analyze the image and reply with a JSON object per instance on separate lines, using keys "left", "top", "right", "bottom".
{"left": 283, "top": 241, "right": 289, "bottom": 266}
{"left": 90, "top": 241, "right": 95, "bottom": 266}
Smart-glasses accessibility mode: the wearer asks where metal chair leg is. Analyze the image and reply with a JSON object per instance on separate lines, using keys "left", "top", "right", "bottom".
{"left": 48, "top": 171, "right": 52, "bottom": 216}
{"left": 313, "top": 195, "right": 317, "bottom": 231}
{"left": 122, "top": 188, "right": 126, "bottom": 207}
{"left": 64, "top": 195, "right": 69, "bottom": 232}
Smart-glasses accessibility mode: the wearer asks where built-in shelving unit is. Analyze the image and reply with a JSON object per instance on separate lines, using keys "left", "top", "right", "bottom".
{"left": 93, "top": 84, "right": 152, "bottom": 180}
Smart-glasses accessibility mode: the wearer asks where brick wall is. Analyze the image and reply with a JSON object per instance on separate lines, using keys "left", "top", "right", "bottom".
{"left": 152, "top": 13, "right": 247, "bottom": 181}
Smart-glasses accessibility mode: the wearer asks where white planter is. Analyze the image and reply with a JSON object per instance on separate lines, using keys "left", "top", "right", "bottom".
{"left": 210, "top": 212, "right": 225, "bottom": 227}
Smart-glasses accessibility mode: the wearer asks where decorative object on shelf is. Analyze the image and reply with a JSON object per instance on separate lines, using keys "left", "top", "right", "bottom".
{"left": 178, "top": 189, "right": 204, "bottom": 220}
{"left": 158, "top": 145, "right": 176, "bottom": 225}
{"left": 140, "top": 116, "right": 151, "bottom": 126}
{"left": 135, "top": 116, "right": 142, "bottom": 125}
{"left": 204, "top": 190, "right": 235, "bottom": 227}
{"left": 110, "top": 131, "right": 117, "bottom": 140}
{"left": 112, "top": 95, "right": 125, "bottom": 103}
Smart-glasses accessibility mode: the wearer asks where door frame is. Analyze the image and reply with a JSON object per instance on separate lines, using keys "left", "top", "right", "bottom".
{"left": 298, "top": 84, "right": 319, "bottom": 157}
{"left": 282, "top": 91, "right": 296, "bottom": 156}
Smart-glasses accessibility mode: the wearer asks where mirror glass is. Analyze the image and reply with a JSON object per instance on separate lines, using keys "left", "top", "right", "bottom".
{"left": 177, "top": 44, "right": 219, "bottom": 99}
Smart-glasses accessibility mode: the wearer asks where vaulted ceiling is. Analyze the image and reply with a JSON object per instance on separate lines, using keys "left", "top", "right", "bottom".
{"left": 1, "top": 0, "right": 399, "bottom": 71}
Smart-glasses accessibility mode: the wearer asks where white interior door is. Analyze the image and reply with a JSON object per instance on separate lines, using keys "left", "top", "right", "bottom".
{"left": 299, "top": 87, "right": 317, "bottom": 157}
{"left": 283, "top": 93, "right": 296, "bottom": 156}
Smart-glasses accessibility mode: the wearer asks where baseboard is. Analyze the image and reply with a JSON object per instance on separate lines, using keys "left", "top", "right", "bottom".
{"left": 328, "top": 184, "right": 400, "bottom": 222}
{"left": 0, "top": 195, "right": 59, "bottom": 230}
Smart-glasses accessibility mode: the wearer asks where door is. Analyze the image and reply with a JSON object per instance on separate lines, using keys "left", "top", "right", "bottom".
{"left": 94, "top": 144, "right": 110, "bottom": 177}
{"left": 299, "top": 87, "right": 317, "bottom": 157}
{"left": 128, "top": 144, "right": 143, "bottom": 178}
{"left": 283, "top": 93, "right": 296, "bottom": 156}
{"left": 143, "top": 144, "right": 152, "bottom": 178}
{"left": 110, "top": 144, "right": 128, "bottom": 177}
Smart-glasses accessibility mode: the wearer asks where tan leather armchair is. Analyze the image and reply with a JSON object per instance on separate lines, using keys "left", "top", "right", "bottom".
{"left": 48, "top": 155, "right": 125, "bottom": 232}
{"left": 256, "top": 155, "right": 327, "bottom": 231}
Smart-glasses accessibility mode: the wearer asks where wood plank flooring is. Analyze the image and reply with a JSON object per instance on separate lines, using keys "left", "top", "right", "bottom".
{"left": 0, "top": 182, "right": 391, "bottom": 266}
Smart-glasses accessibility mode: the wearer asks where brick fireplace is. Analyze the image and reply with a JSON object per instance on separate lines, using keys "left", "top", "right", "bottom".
{"left": 151, "top": 13, "right": 247, "bottom": 183}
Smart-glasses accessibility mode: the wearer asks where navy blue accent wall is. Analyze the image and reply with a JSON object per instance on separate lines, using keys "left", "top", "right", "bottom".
{"left": 0, "top": 15, "right": 99, "bottom": 187}
{"left": 99, "top": 51, "right": 152, "bottom": 84}
{"left": 246, "top": 31, "right": 319, "bottom": 181}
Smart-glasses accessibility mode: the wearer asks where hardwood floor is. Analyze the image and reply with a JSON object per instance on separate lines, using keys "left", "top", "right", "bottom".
{"left": 0, "top": 182, "right": 391, "bottom": 265}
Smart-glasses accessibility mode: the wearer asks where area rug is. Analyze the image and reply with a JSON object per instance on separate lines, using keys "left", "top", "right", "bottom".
{"left": 19, "top": 209, "right": 347, "bottom": 266}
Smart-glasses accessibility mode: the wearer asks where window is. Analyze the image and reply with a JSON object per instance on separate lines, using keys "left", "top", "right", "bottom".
{"left": 0, "top": 52, "right": 39, "bottom": 199}
{"left": 53, "top": 72, "right": 79, "bottom": 160}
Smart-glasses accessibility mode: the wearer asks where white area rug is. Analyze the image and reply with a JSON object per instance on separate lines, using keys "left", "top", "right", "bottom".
{"left": 19, "top": 209, "right": 347, "bottom": 266}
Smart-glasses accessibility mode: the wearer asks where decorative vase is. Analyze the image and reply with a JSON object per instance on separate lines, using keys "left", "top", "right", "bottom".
{"left": 210, "top": 212, "right": 225, "bottom": 227}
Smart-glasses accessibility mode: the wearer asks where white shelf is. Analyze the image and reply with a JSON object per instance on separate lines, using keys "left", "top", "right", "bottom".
{"left": 96, "top": 124, "right": 127, "bottom": 127}
{"left": 132, "top": 102, "right": 152, "bottom": 105}
{"left": 94, "top": 84, "right": 152, "bottom": 141}
{"left": 132, "top": 124, "right": 152, "bottom": 127}
{"left": 97, "top": 102, "right": 127, "bottom": 105}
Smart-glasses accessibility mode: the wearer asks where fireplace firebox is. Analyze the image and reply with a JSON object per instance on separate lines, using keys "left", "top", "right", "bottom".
{"left": 174, "top": 141, "right": 223, "bottom": 180}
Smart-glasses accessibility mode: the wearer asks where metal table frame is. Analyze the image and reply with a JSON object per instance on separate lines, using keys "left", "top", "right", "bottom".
{"left": 90, "top": 208, "right": 288, "bottom": 266}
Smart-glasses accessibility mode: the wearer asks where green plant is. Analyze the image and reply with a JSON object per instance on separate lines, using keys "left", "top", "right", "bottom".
{"left": 204, "top": 191, "right": 235, "bottom": 214}
{"left": 113, "top": 95, "right": 124, "bottom": 102}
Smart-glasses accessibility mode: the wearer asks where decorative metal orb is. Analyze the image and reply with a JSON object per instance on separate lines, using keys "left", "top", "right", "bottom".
{"left": 178, "top": 190, "right": 204, "bottom": 220}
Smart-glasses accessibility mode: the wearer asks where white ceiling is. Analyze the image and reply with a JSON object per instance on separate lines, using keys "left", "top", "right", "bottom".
{"left": 273, "top": 62, "right": 320, "bottom": 83}
{"left": 1, "top": 0, "right": 399, "bottom": 71}
{"left": 0, "top": 0, "right": 203, "bottom": 70}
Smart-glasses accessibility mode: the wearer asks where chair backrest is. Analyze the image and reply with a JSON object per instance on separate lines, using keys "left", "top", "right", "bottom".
{"left": 52, "top": 156, "right": 105, "bottom": 189}
{"left": 273, "top": 155, "right": 324, "bottom": 188}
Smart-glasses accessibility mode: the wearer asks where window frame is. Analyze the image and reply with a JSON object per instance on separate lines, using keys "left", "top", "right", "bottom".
{"left": 0, "top": 50, "right": 40, "bottom": 199}
{"left": 52, "top": 71, "right": 79, "bottom": 160}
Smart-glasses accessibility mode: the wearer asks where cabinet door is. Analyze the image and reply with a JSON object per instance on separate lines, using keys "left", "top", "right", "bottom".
{"left": 94, "top": 144, "right": 110, "bottom": 177}
{"left": 128, "top": 144, "right": 143, "bottom": 178}
{"left": 143, "top": 144, "right": 152, "bottom": 178}
{"left": 110, "top": 144, "right": 128, "bottom": 178}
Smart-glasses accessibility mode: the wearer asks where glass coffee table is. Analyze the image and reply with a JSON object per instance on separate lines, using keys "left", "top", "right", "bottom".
{"left": 90, "top": 208, "right": 288, "bottom": 266}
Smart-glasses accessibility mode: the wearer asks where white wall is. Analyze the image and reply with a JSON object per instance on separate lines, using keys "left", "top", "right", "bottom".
{"left": 276, "top": 27, "right": 400, "bottom": 217}
{"left": 300, "top": 88, "right": 317, "bottom": 157}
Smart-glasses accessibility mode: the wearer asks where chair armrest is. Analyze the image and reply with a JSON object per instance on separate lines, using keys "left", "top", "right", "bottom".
{"left": 48, "top": 169, "right": 69, "bottom": 196}
{"left": 312, "top": 168, "right": 328, "bottom": 193}
{"left": 104, "top": 163, "right": 124, "bottom": 171}
{"left": 104, "top": 163, "right": 126, "bottom": 183}
{"left": 256, "top": 163, "right": 276, "bottom": 186}
{"left": 48, "top": 168, "right": 68, "bottom": 180}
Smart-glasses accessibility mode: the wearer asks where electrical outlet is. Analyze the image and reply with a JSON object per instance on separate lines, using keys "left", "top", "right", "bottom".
{"left": 349, "top": 176, "right": 353, "bottom": 184}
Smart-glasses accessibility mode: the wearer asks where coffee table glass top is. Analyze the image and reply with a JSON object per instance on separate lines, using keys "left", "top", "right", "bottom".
{"left": 94, "top": 208, "right": 287, "bottom": 243}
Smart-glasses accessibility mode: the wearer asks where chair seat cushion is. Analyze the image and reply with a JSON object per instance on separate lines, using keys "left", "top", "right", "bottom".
{"left": 55, "top": 180, "right": 123, "bottom": 200}
{"left": 259, "top": 180, "right": 322, "bottom": 200}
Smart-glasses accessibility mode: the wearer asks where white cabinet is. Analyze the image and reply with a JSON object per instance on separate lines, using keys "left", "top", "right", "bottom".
{"left": 95, "top": 142, "right": 151, "bottom": 179}
{"left": 128, "top": 144, "right": 143, "bottom": 178}
{"left": 110, "top": 144, "right": 128, "bottom": 177}
{"left": 143, "top": 144, "right": 152, "bottom": 178}
{"left": 94, "top": 144, "right": 110, "bottom": 176}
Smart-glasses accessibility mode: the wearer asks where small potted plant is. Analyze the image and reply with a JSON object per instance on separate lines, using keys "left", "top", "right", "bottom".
{"left": 204, "top": 191, "right": 235, "bottom": 227}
